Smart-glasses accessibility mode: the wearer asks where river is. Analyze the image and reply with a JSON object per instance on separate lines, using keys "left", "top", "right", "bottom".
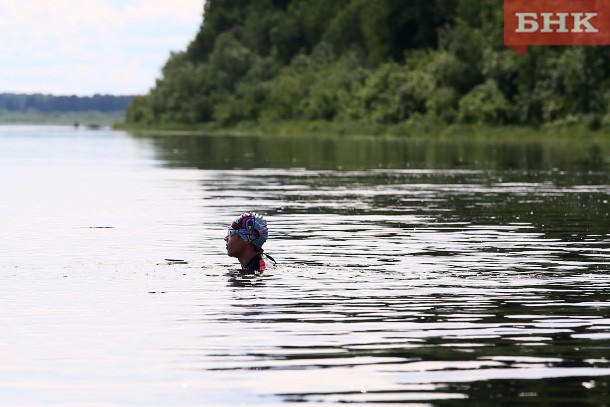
{"left": 1, "top": 125, "right": 609, "bottom": 406}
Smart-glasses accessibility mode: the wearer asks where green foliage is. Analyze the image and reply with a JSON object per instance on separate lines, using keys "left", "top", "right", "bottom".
{"left": 124, "top": 96, "right": 154, "bottom": 125}
{"left": 124, "top": 0, "right": 610, "bottom": 133}
{"left": 426, "top": 87, "right": 459, "bottom": 123}
{"left": 185, "top": 0, "right": 251, "bottom": 62}
{"left": 271, "top": 0, "right": 350, "bottom": 63}
{"left": 458, "top": 79, "right": 510, "bottom": 125}
{"left": 207, "top": 32, "right": 255, "bottom": 90}
{"left": 355, "top": 63, "right": 434, "bottom": 123}
{"left": 262, "top": 46, "right": 369, "bottom": 121}
{"left": 261, "top": 54, "right": 314, "bottom": 121}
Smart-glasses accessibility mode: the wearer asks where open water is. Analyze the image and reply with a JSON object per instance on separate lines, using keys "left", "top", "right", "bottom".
{"left": 0, "top": 125, "right": 609, "bottom": 406}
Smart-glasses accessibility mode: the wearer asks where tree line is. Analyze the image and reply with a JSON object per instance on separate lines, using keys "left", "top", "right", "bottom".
{"left": 1, "top": 93, "right": 134, "bottom": 113}
{"left": 125, "top": 0, "right": 610, "bottom": 129}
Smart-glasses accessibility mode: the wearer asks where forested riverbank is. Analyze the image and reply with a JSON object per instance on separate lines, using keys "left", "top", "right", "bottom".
{"left": 122, "top": 0, "right": 610, "bottom": 136}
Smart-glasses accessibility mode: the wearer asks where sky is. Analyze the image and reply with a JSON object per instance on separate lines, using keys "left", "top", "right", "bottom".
{"left": 0, "top": 0, "right": 205, "bottom": 96}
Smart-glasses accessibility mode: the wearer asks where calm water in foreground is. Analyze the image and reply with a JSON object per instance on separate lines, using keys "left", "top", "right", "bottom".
{"left": 1, "top": 125, "right": 609, "bottom": 406}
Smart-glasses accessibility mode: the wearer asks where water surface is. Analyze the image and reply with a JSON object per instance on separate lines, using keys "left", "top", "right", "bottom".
{"left": 1, "top": 126, "right": 609, "bottom": 406}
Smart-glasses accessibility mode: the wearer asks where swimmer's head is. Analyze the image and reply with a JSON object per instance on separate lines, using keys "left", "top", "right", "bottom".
{"left": 227, "top": 212, "right": 268, "bottom": 248}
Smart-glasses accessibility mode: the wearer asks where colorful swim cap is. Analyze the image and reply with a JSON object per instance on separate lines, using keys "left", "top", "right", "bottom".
{"left": 230, "top": 212, "right": 268, "bottom": 247}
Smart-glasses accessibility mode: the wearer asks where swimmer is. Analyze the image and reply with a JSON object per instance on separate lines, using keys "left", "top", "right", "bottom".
{"left": 225, "top": 212, "right": 276, "bottom": 273}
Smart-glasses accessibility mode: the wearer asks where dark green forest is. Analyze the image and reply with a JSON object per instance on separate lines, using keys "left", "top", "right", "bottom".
{"left": 124, "top": 0, "right": 610, "bottom": 132}
{"left": 1, "top": 93, "right": 133, "bottom": 113}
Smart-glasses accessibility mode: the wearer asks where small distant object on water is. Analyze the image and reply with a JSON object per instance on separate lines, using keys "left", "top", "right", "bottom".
{"left": 87, "top": 226, "right": 114, "bottom": 229}
{"left": 74, "top": 122, "right": 104, "bottom": 130}
{"left": 165, "top": 258, "right": 188, "bottom": 265}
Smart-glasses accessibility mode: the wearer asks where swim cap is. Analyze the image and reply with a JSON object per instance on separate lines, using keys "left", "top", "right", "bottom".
{"left": 230, "top": 212, "right": 268, "bottom": 247}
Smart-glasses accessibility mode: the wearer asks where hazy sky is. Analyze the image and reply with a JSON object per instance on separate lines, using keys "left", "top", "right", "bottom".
{"left": 0, "top": 0, "right": 204, "bottom": 96}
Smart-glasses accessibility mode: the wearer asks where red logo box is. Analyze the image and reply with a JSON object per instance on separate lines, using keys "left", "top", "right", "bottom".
{"left": 505, "top": 0, "right": 610, "bottom": 54}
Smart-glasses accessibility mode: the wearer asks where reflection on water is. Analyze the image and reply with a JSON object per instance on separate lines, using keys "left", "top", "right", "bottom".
{"left": 134, "top": 131, "right": 609, "bottom": 172}
{"left": 0, "top": 126, "right": 609, "bottom": 405}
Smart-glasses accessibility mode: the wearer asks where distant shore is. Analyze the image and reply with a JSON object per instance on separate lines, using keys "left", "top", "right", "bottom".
{"left": 0, "top": 110, "right": 125, "bottom": 126}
